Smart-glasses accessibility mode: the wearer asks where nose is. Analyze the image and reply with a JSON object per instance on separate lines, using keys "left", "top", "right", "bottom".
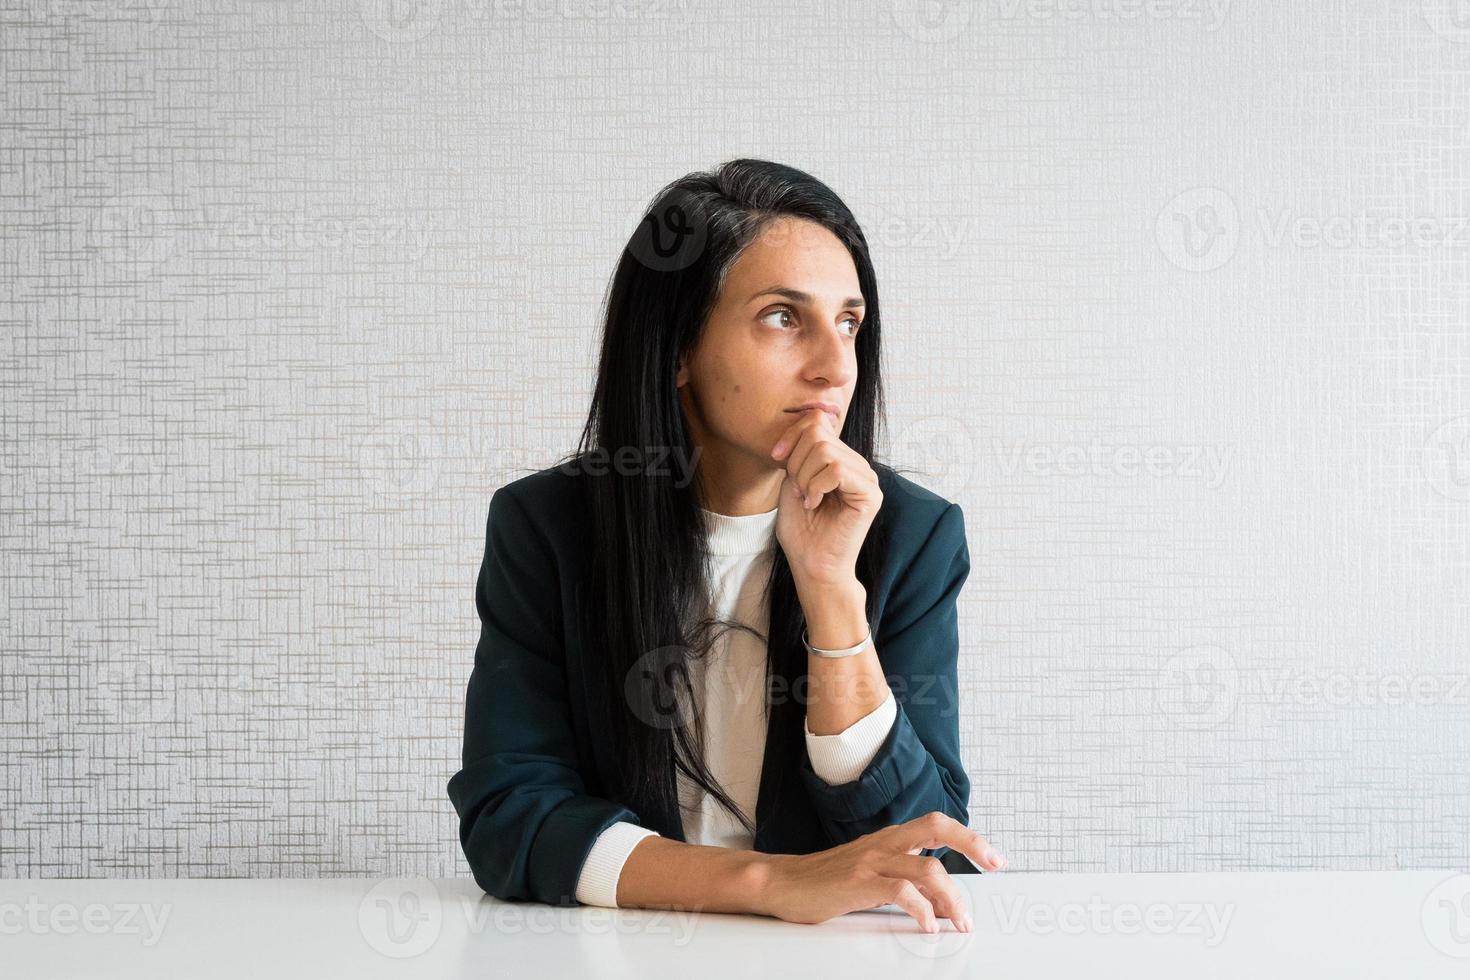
{"left": 804, "top": 323, "right": 855, "bottom": 390}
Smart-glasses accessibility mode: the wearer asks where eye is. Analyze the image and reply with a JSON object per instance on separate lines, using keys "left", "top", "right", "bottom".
{"left": 761, "top": 306, "right": 864, "bottom": 338}
{"left": 760, "top": 307, "right": 796, "bottom": 329}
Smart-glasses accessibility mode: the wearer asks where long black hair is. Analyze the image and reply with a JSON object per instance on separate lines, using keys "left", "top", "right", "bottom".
{"left": 555, "top": 158, "right": 897, "bottom": 840}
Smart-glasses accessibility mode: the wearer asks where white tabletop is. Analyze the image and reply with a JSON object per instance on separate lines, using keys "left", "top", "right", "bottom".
{"left": 4, "top": 871, "right": 1467, "bottom": 978}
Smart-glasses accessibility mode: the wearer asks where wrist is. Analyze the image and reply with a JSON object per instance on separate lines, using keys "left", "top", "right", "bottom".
{"left": 798, "top": 579, "right": 868, "bottom": 650}
{"left": 741, "top": 851, "right": 792, "bottom": 918}
{"left": 794, "top": 574, "right": 864, "bottom": 611}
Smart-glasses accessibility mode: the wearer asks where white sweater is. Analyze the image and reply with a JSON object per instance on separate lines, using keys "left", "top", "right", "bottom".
{"left": 573, "top": 504, "right": 898, "bottom": 908}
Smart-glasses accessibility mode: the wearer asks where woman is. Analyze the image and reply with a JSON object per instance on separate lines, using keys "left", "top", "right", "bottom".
{"left": 447, "top": 159, "right": 1007, "bottom": 935}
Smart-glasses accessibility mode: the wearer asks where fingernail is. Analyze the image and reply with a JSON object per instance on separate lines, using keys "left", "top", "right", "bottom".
{"left": 983, "top": 847, "right": 1002, "bottom": 867}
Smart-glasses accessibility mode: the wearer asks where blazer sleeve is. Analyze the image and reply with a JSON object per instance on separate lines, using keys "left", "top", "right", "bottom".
{"left": 797, "top": 501, "right": 973, "bottom": 860}
{"left": 447, "top": 487, "right": 645, "bottom": 905}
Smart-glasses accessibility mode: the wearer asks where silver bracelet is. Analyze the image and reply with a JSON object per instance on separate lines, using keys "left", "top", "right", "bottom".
{"left": 802, "top": 625, "right": 872, "bottom": 658}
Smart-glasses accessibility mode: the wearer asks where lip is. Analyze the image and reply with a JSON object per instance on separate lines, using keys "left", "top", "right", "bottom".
{"left": 786, "top": 401, "right": 841, "bottom": 422}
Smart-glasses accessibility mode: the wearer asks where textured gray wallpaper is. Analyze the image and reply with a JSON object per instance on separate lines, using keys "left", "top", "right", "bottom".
{"left": 2, "top": 0, "right": 1467, "bottom": 879}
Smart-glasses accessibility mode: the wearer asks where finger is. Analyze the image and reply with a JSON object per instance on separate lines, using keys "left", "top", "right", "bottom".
{"left": 896, "top": 812, "right": 1008, "bottom": 871}
{"left": 806, "top": 459, "right": 880, "bottom": 513}
{"left": 876, "top": 878, "right": 939, "bottom": 934}
{"left": 879, "top": 855, "right": 971, "bottom": 930}
{"left": 771, "top": 408, "right": 827, "bottom": 461}
{"left": 795, "top": 447, "right": 840, "bottom": 504}
{"left": 781, "top": 414, "right": 835, "bottom": 479}
{"left": 801, "top": 460, "right": 843, "bottom": 510}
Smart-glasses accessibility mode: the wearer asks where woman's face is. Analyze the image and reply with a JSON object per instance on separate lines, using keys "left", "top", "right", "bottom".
{"left": 676, "top": 215, "right": 864, "bottom": 474}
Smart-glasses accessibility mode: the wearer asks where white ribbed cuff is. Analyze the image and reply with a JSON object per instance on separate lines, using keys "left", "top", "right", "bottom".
{"left": 574, "top": 821, "right": 661, "bottom": 908}
{"left": 804, "top": 690, "right": 898, "bottom": 786}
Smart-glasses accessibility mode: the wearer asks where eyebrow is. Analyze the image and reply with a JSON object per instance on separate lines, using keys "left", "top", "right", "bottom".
{"left": 747, "top": 287, "right": 866, "bottom": 311}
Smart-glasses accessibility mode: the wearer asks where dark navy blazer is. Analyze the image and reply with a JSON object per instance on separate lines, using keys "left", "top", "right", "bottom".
{"left": 447, "top": 461, "right": 973, "bottom": 905}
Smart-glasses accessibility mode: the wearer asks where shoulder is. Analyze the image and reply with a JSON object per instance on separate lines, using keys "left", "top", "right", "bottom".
{"left": 493, "top": 459, "right": 586, "bottom": 515}
{"left": 484, "top": 459, "right": 592, "bottom": 557}
{"left": 874, "top": 461, "right": 965, "bottom": 555}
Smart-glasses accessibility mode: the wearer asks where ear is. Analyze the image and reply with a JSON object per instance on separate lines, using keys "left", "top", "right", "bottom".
{"left": 676, "top": 353, "right": 688, "bottom": 387}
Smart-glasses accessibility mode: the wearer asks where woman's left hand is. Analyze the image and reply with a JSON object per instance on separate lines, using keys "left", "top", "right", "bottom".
{"left": 770, "top": 409, "right": 883, "bottom": 588}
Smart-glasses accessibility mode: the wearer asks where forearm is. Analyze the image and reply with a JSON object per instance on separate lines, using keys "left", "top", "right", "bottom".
{"left": 614, "top": 835, "right": 780, "bottom": 915}
{"left": 796, "top": 577, "right": 892, "bottom": 735}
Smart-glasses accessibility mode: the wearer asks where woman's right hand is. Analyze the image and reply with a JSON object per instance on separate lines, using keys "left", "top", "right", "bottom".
{"left": 754, "top": 811, "right": 1008, "bottom": 932}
